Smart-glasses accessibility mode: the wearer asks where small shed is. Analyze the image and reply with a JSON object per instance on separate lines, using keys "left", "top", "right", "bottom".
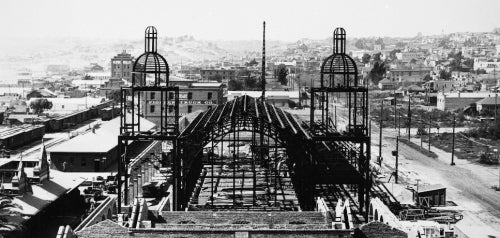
{"left": 416, "top": 184, "right": 446, "bottom": 207}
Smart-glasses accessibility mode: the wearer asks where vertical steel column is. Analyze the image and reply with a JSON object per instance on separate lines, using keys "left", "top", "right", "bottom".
{"left": 310, "top": 90, "right": 315, "bottom": 129}
{"left": 252, "top": 117, "right": 257, "bottom": 205}
{"left": 172, "top": 140, "right": 179, "bottom": 210}
{"left": 211, "top": 129, "right": 214, "bottom": 207}
{"left": 117, "top": 138, "right": 122, "bottom": 212}
{"left": 124, "top": 140, "right": 129, "bottom": 205}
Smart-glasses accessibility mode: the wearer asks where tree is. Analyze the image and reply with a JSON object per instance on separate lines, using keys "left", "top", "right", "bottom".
{"left": 423, "top": 74, "right": 432, "bottom": 81}
{"left": 208, "top": 74, "right": 223, "bottom": 82}
{"left": 83, "top": 75, "right": 94, "bottom": 80}
{"left": 245, "top": 59, "right": 258, "bottom": 67}
{"left": 463, "top": 58, "right": 474, "bottom": 69}
{"left": 448, "top": 51, "right": 463, "bottom": 71}
{"left": 355, "top": 39, "right": 367, "bottom": 49}
{"left": 438, "top": 37, "right": 451, "bottom": 49}
{"left": 361, "top": 53, "right": 371, "bottom": 64}
{"left": 374, "top": 38, "right": 385, "bottom": 50}
{"left": 0, "top": 195, "right": 24, "bottom": 234}
{"left": 276, "top": 64, "right": 289, "bottom": 86}
{"left": 373, "top": 52, "right": 382, "bottom": 62}
{"left": 395, "top": 42, "right": 406, "bottom": 48}
{"left": 475, "top": 69, "right": 487, "bottom": 74}
{"left": 389, "top": 49, "right": 401, "bottom": 61}
{"left": 368, "top": 61, "right": 387, "bottom": 85}
{"left": 244, "top": 76, "right": 258, "bottom": 90}
{"left": 439, "top": 70, "right": 451, "bottom": 80}
{"left": 108, "top": 89, "right": 122, "bottom": 103}
{"left": 29, "top": 99, "right": 53, "bottom": 114}
{"left": 228, "top": 79, "right": 244, "bottom": 91}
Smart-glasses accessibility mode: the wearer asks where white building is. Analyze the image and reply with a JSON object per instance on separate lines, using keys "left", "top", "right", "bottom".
{"left": 28, "top": 97, "right": 106, "bottom": 115}
{"left": 473, "top": 58, "right": 500, "bottom": 73}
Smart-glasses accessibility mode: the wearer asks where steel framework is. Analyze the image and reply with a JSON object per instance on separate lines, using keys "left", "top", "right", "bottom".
{"left": 116, "top": 26, "right": 371, "bottom": 219}
{"left": 117, "top": 26, "right": 179, "bottom": 212}
{"left": 178, "top": 94, "right": 367, "bottom": 213}
{"left": 309, "top": 27, "right": 371, "bottom": 218}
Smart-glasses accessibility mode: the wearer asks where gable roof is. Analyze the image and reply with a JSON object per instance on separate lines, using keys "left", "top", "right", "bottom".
{"left": 476, "top": 96, "right": 500, "bottom": 105}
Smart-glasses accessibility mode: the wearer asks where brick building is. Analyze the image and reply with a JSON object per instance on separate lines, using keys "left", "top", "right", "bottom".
{"left": 142, "top": 81, "right": 224, "bottom": 127}
{"left": 200, "top": 69, "right": 236, "bottom": 82}
{"left": 111, "top": 50, "right": 134, "bottom": 82}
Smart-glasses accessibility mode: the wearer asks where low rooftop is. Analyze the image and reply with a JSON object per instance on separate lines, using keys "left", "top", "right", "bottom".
{"left": 48, "top": 116, "right": 155, "bottom": 153}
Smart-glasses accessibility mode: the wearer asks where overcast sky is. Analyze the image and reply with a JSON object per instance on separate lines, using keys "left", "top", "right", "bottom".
{"left": 1, "top": 0, "right": 499, "bottom": 41}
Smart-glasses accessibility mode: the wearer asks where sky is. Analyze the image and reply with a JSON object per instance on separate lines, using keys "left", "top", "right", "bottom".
{"left": 0, "top": 0, "right": 499, "bottom": 41}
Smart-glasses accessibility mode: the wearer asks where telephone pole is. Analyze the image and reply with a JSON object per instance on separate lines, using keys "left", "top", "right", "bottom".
{"left": 407, "top": 94, "right": 411, "bottom": 141}
{"left": 428, "top": 113, "right": 432, "bottom": 152}
{"left": 395, "top": 136, "right": 399, "bottom": 184}
{"left": 379, "top": 101, "right": 384, "bottom": 163}
{"left": 451, "top": 115, "right": 456, "bottom": 166}
{"left": 394, "top": 89, "right": 397, "bottom": 132}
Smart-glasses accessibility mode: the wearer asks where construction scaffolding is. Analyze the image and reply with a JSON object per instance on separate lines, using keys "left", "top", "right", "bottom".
{"left": 309, "top": 27, "right": 371, "bottom": 219}
{"left": 117, "top": 26, "right": 180, "bottom": 212}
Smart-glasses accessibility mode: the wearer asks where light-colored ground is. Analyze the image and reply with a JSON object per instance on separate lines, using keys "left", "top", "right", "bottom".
{"left": 287, "top": 103, "right": 500, "bottom": 230}
{"left": 372, "top": 124, "right": 500, "bottom": 230}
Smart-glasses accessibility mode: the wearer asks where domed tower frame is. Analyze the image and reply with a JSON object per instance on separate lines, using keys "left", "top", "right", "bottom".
{"left": 117, "top": 26, "right": 180, "bottom": 212}
{"left": 309, "top": 28, "right": 371, "bottom": 219}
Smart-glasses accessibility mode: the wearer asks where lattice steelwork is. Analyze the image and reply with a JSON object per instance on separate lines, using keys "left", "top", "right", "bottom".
{"left": 118, "top": 26, "right": 179, "bottom": 212}
{"left": 309, "top": 27, "right": 371, "bottom": 219}
{"left": 179, "top": 95, "right": 316, "bottom": 211}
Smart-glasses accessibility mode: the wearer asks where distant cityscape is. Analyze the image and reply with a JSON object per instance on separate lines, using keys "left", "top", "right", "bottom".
{"left": 0, "top": 24, "right": 499, "bottom": 238}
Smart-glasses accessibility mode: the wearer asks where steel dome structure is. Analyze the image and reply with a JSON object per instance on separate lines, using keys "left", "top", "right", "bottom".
{"left": 309, "top": 27, "right": 371, "bottom": 218}
{"left": 118, "top": 26, "right": 179, "bottom": 211}
{"left": 132, "top": 26, "right": 170, "bottom": 87}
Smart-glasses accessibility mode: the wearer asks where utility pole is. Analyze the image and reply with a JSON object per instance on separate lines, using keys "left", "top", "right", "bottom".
{"left": 394, "top": 136, "right": 399, "bottom": 184}
{"left": 394, "top": 89, "right": 397, "bottom": 132}
{"left": 428, "top": 113, "right": 432, "bottom": 152}
{"left": 379, "top": 101, "right": 384, "bottom": 163}
{"left": 398, "top": 112, "right": 401, "bottom": 137}
{"left": 495, "top": 149, "right": 500, "bottom": 190}
{"left": 496, "top": 90, "right": 498, "bottom": 125}
{"left": 420, "top": 121, "right": 423, "bottom": 148}
{"left": 494, "top": 65, "right": 498, "bottom": 125}
{"left": 407, "top": 94, "right": 411, "bottom": 142}
{"left": 451, "top": 115, "right": 456, "bottom": 166}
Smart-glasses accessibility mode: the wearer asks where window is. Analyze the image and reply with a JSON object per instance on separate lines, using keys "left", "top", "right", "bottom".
{"left": 81, "top": 158, "right": 86, "bottom": 166}
{"left": 168, "top": 106, "right": 174, "bottom": 113}
{"left": 150, "top": 92, "right": 155, "bottom": 100}
{"left": 150, "top": 105, "right": 155, "bottom": 113}
{"left": 207, "top": 92, "right": 212, "bottom": 100}
{"left": 169, "top": 92, "right": 174, "bottom": 100}
{"left": 188, "top": 105, "right": 192, "bottom": 113}
{"left": 187, "top": 92, "right": 193, "bottom": 100}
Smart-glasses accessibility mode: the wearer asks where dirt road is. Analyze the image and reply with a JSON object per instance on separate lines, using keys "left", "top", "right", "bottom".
{"left": 373, "top": 125, "right": 500, "bottom": 230}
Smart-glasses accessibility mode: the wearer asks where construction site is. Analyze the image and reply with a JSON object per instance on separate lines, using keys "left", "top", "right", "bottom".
{"left": 55, "top": 25, "right": 499, "bottom": 238}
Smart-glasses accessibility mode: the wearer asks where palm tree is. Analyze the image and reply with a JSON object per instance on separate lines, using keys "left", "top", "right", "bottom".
{"left": 0, "top": 195, "right": 24, "bottom": 237}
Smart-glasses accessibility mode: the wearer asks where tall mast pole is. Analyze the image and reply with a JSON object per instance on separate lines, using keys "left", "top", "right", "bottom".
{"left": 261, "top": 21, "right": 266, "bottom": 100}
